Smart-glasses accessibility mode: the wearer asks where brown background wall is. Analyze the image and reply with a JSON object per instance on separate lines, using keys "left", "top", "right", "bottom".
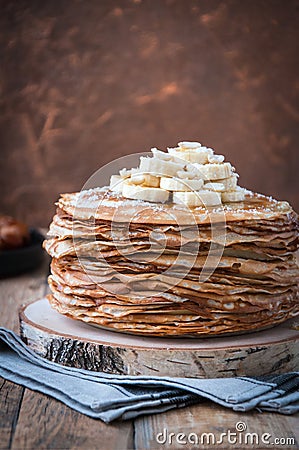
{"left": 1, "top": 0, "right": 299, "bottom": 227}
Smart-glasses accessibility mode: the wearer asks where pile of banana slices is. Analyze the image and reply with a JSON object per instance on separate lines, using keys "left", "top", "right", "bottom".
{"left": 109, "top": 141, "right": 246, "bottom": 207}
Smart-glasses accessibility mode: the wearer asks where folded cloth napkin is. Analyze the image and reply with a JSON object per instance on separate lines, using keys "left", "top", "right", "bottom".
{"left": 0, "top": 327, "right": 298, "bottom": 422}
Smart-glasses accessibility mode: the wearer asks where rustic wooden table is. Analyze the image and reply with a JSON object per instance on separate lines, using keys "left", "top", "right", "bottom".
{"left": 0, "top": 255, "right": 298, "bottom": 450}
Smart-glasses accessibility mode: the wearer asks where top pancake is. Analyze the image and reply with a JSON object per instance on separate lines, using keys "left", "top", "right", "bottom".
{"left": 57, "top": 187, "right": 295, "bottom": 226}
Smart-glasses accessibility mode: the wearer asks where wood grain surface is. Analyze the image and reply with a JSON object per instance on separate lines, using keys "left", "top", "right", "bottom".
{"left": 134, "top": 404, "right": 299, "bottom": 450}
{"left": 0, "top": 252, "right": 298, "bottom": 449}
{"left": 0, "top": 0, "right": 299, "bottom": 227}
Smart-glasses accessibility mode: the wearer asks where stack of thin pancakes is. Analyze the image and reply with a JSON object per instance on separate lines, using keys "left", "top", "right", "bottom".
{"left": 44, "top": 188, "right": 299, "bottom": 337}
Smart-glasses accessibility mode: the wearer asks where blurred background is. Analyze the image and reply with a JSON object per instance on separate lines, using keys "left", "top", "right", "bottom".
{"left": 0, "top": 0, "right": 298, "bottom": 227}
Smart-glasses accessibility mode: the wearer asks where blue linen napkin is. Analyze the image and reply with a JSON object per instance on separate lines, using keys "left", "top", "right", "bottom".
{"left": 0, "top": 327, "right": 298, "bottom": 422}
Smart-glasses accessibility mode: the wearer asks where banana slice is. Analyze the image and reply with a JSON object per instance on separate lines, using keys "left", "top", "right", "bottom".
{"left": 130, "top": 172, "right": 160, "bottom": 187}
{"left": 208, "top": 154, "right": 225, "bottom": 163}
{"left": 177, "top": 170, "right": 196, "bottom": 180}
{"left": 130, "top": 173, "right": 144, "bottom": 185}
{"left": 110, "top": 175, "right": 124, "bottom": 193}
{"left": 168, "top": 147, "right": 213, "bottom": 164}
{"left": 173, "top": 190, "right": 222, "bottom": 207}
{"left": 203, "top": 182, "right": 225, "bottom": 192}
{"left": 122, "top": 182, "right": 169, "bottom": 203}
{"left": 139, "top": 157, "right": 184, "bottom": 177}
{"left": 143, "top": 174, "right": 160, "bottom": 187}
{"left": 178, "top": 141, "right": 202, "bottom": 149}
{"left": 222, "top": 188, "right": 245, "bottom": 203}
{"left": 119, "top": 168, "right": 132, "bottom": 179}
{"left": 216, "top": 175, "right": 238, "bottom": 191}
{"left": 160, "top": 177, "right": 203, "bottom": 191}
{"left": 193, "top": 162, "right": 233, "bottom": 180}
{"left": 151, "top": 148, "right": 173, "bottom": 161}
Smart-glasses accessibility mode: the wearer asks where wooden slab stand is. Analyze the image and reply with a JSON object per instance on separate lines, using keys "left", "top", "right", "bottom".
{"left": 19, "top": 298, "right": 299, "bottom": 378}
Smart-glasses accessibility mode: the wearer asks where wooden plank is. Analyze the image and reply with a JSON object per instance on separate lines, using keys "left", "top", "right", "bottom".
{"left": 0, "top": 255, "right": 49, "bottom": 449}
{"left": 0, "top": 380, "right": 24, "bottom": 450}
{"left": 134, "top": 402, "right": 298, "bottom": 450}
{"left": 11, "top": 389, "right": 133, "bottom": 450}
{"left": 0, "top": 256, "right": 50, "bottom": 332}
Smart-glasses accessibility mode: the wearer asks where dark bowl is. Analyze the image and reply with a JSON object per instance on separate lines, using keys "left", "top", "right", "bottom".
{"left": 0, "top": 228, "right": 45, "bottom": 277}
